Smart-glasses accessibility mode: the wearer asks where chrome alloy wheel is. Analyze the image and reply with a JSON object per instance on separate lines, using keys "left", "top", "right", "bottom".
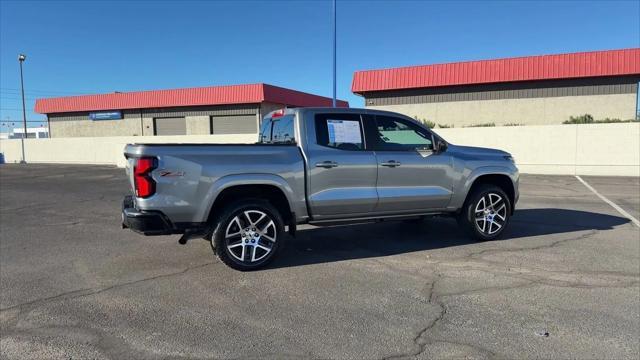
{"left": 474, "top": 193, "right": 507, "bottom": 235}
{"left": 225, "top": 210, "right": 277, "bottom": 263}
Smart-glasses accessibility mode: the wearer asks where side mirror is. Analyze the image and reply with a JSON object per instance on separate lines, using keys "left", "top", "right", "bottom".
{"left": 436, "top": 140, "right": 448, "bottom": 153}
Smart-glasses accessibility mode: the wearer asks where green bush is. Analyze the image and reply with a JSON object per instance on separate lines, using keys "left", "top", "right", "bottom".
{"left": 422, "top": 120, "right": 436, "bottom": 129}
{"left": 563, "top": 114, "right": 639, "bottom": 124}
{"left": 437, "top": 124, "right": 453, "bottom": 128}
{"left": 503, "top": 123, "right": 523, "bottom": 126}
{"left": 563, "top": 114, "right": 594, "bottom": 124}
{"left": 465, "top": 123, "right": 495, "bottom": 128}
{"left": 414, "top": 116, "right": 435, "bottom": 129}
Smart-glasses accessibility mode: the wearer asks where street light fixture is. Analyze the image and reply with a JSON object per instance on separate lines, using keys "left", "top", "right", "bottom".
{"left": 18, "top": 53, "right": 27, "bottom": 163}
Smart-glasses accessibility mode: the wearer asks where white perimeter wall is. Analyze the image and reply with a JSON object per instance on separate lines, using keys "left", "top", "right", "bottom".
{"left": 0, "top": 123, "right": 638, "bottom": 176}
{"left": 436, "top": 123, "right": 639, "bottom": 176}
{"left": 0, "top": 134, "right": 257, "bottom": 168}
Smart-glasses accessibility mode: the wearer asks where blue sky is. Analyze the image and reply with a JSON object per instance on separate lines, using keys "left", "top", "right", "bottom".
{"left": 1, "top": 0, "right": 639, "bottom": 131}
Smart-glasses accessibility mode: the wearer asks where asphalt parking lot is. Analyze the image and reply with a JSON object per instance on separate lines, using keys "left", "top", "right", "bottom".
{"left": 1, "top": 164, "right": 638, "bottom": 359}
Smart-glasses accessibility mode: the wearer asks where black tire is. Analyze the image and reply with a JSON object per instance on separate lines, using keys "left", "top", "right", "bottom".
{"left": 211, "top": 199, "right": 285, "bottom": 271}
{"left": 457, "top": 184, "right": 511, "bottom": 241}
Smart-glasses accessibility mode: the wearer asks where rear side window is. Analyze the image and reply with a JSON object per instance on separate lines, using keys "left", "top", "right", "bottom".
{"left": 259, "top": 115, "right": 295, "bottom": 144}
{"left": 315, "top": 113, "right": 364, "bottom": 151}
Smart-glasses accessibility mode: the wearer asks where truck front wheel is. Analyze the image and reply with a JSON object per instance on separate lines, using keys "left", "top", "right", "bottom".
{"left": 458, "top": 184, "right": 511, "bottom": 241}
{"left": 212, "top": 199, "right": 284, "bottom": 271}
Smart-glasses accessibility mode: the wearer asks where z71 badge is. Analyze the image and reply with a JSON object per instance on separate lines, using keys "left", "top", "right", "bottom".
{"left": 159, "top": 170, "right": 185, "bottom": 177}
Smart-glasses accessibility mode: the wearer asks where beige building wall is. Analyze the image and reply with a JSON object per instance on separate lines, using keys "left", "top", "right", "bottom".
{"left": 48, "top": 105, "right": 261, "bottom": 137}
{"left": 185, "top": 116, "right": 211, "bottom": 135}
{"left": 368, "top": 93, "right": 638, "bottom": 127}
{"left": 50, "top": 118, "right": 145, "bottom": 137}
{"left": 51, "top": 115, "right": 248, "bottom": 137}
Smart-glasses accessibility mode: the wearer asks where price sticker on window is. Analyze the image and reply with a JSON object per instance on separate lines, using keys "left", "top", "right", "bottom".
{"left": 327, "top": 120, "right": 362, "bottom": 144}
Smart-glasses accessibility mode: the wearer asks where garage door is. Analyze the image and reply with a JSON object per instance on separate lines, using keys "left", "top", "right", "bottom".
{"left": 154, "top": 117, "right": 186, "bottom": 136}
{"left": 210, "top": 115, "right": 256, "bottom": 134}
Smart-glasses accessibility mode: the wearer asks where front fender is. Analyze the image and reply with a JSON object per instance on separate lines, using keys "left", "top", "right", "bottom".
{"left": 449, "top": 165, "right": 519, "bottom": 210}
{"left": 194, "top": 173, "right": 301, "bottom": 223}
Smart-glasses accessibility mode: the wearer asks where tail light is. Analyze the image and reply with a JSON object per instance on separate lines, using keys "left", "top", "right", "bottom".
{"left": 134, "top": 157, "right": 157, "bottom": 198}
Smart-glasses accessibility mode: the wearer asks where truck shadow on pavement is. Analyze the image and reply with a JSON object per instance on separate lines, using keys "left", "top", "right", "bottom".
{"left": 270, "top": 208, "right": 630, "bottom": 269}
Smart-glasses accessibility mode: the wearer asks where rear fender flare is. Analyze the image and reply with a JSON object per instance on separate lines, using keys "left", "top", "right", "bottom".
{"left": 195, "top": 174, "right": 297, "bottom": 222}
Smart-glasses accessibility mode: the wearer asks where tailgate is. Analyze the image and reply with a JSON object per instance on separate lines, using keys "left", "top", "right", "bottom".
{"left": 124, "top": 144, "right": 145, "bottom": 194}
{"left": 124, "top": 156, "right": 136, "bottom": 193}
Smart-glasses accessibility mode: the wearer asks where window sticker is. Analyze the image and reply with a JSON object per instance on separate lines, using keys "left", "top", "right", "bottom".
{"left": 327, "top": 119, "right": 362, "bottom": 144}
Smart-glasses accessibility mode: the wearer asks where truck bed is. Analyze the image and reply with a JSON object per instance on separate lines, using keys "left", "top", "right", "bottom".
{"left": 124, "top": 143, "right": 306, "bottom": 224}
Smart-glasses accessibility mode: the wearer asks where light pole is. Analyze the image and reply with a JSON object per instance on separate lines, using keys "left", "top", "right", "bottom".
{"left": 332, "top": 0, "right": 336, "bottom": 108}
{"left": 18, "top": 54, "right": 27, "bottom": 163}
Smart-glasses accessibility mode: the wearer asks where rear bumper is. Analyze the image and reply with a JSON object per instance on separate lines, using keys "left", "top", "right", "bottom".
{"left": 122, "top": 195, "right": 208, "bottom": 236}
{"left": 122, "top": 195, "right": 173, "bottom": 235}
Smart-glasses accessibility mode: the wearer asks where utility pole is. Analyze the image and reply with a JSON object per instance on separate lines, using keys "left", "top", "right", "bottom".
{"left": 332, "top": 0, "right": 337, "bottom": 107}
{"left": 18, "top": 54, "right": 27, "bottom": 164}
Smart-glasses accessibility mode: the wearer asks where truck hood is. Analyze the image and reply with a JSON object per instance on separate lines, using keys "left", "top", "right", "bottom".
{"left": 446, "top": 144, "right": 510, "bottom": 158}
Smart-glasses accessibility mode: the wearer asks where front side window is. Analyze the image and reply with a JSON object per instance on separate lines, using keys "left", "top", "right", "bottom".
{"left": 315, "top": 113, "right": 364, "bottom": 151}
{"left": 374, "top": 116, "right": 433, "bottom": 151}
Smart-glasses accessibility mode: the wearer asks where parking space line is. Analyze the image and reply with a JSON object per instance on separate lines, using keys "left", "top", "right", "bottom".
{"left": 575, "top": 175, "right": 640, "bottom": 228}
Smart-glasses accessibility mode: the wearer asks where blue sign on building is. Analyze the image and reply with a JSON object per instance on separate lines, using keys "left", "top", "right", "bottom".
{"left": 89, "top": 111, "right": 122, "bottom": 120}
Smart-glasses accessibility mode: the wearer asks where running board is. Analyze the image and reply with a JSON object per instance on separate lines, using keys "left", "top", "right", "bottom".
{"left": 308, "top": 212, "right": 450, "bottom": 226}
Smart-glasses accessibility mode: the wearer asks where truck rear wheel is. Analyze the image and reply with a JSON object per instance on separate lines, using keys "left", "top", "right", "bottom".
{"left": 458, "top": 184, "right": 511, "bottom": 241}
{"left": 212, "top": 199, "right": 284, "bottom": 271}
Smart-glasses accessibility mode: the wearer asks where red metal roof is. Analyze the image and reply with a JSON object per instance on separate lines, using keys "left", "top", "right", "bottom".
{"left": 352, "top": 48, "right": 640, "bottom": 93}
{"left": 35, "top": 83, "right": 348, "bottom": 114}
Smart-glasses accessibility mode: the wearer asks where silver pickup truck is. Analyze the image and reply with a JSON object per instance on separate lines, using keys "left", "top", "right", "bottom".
{"left": 123, "top": 107, "right": 518, "bottom": 270}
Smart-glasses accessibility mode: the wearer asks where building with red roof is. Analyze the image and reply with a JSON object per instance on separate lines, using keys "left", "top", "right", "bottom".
{"left": 35, "top": 83, "right": 348, "bottom": 137}
{"left": 352, "top": 48, "right": 640, "bottom": 126}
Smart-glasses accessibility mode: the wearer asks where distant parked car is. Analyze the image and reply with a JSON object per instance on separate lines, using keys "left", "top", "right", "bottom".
{"left": 122, "top": 108, "right": 519, "bottom": 270}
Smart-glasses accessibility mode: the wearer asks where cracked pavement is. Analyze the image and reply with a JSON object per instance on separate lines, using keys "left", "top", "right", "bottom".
{"left": 1, "top": 164, "right": 639, "bottom": 359}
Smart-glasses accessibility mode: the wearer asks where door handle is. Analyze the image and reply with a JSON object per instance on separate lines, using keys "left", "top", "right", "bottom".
{"left": 315, "top": 161, "right": 339, "bottom": 168}
{"left": 380, "top": 160, "right": 401, "bottom": 167}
